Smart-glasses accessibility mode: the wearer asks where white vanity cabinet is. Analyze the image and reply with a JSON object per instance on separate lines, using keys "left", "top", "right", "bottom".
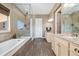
{"left": 54, "top": 38, "right": 59, "bottom": 56}
{"left": 45, "top": 32, "right": 52, "bottom": 42}
{"left": 70, "top": 43, "right": 79, "bottom": 56}
{"left": 59, "top": 41, "right": 69, "bottom": 56}
{"left": 52, "top": 34, "right": 79, "bottom": 56}
{"left": 54, "top": 37, "right": 69, "bottom": 56}
{"left": 51, "top": 36, "right": 55, "bottom": 51}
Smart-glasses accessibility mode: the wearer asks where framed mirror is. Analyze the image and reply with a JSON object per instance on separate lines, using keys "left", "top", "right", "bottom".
{"left": 62, "top": 4, "right": 79, "bottom": 34}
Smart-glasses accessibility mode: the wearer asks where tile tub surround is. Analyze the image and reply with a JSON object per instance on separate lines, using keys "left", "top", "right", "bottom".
{"left": 0, "top": 37, "right": 30, "bottom": 56}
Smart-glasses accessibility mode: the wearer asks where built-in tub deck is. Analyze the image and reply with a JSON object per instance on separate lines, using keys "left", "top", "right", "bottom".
{"left": 0, "top": 37, "right": 30, "bottom": 56}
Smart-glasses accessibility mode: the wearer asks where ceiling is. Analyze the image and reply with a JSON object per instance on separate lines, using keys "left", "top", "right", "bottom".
{"left": 15, "top": 3, "right": 55, "bottom": 15}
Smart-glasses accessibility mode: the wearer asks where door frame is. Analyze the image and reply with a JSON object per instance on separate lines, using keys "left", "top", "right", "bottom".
{"left": 34, "top": 18, "right": 43, "bottom": 38}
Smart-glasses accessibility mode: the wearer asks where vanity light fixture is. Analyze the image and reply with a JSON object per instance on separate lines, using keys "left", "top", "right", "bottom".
{"left": 48, "top": 18, "right": 53, "bottom": 22}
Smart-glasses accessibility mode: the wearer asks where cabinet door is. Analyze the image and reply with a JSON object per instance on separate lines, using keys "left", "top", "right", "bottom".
{"left": 54, "top": 41, "right": 59, "bottom": 56}
{"left": 59, "top": 43, "right": 68, "bottom": 56}
{"left": 54, "top": 37, "right": 68, "bottom": 56}
{"left": 51, "top": 36, "right": 55, "bottom": 51}
{"left": 70, "top": 43, "right": 79, "bottom": 56}
{"left": 54, "top": 37, "right": 59, "bottom": 56}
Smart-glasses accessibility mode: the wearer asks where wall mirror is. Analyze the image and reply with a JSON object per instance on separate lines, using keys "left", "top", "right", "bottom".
{"left": 62, "top": 4, "right": 79, "bottom": 34}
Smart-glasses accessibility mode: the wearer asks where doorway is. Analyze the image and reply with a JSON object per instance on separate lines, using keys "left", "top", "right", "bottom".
{"left": 35, "top": 18, "right": 43, "bottom": 38}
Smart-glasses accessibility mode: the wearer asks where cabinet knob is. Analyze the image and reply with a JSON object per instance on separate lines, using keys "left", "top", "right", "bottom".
{"left": 74, "top": 48, "right": 77, "bottom": 51}
{"left": 78, "top": 50, "right": 79, "bottom": 53}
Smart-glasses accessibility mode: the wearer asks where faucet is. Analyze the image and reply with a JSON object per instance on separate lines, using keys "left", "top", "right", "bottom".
{"left": 72, "top": 33, "right": 78, "bottom": 37}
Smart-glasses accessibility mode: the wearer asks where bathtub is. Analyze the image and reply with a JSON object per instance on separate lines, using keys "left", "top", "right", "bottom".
{"left": 0, "top": 37, "right": 30, "bottom": 56}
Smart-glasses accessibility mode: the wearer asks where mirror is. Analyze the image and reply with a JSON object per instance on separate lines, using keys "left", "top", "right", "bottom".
{"left": 62, "top": 4, "right": 77, "bottom": 15}
{"left": 71, "top": 12, "right": 79, "bottom": 32}
{"left": 62, "top": 4, "right": 79, "bottom": 34}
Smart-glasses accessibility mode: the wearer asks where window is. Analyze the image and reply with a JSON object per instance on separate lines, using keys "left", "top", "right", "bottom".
{"left": 16, "top": 20, "right": 25, "bottom": 30}
{"left": 0, "top": 4, "right": 10, "bottom": 33}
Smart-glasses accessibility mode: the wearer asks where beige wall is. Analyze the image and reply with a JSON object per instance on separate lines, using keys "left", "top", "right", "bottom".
{"left": 0, "top": 3, "right": 29, "bottom": 42}
{"left": 48, "top": 3, "right": 61, "bottom": 34}
{"left": 25, "top": 15, "right": 30, "bottom": 36}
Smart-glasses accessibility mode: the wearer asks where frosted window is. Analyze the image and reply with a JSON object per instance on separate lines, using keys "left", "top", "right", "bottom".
{"left": 16, "top": 20, "right": 24, "bottom": 30}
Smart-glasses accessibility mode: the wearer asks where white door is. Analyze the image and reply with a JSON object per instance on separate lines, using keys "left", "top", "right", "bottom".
{"left": 35, "top": 18, "right": 42, "bottom": 38}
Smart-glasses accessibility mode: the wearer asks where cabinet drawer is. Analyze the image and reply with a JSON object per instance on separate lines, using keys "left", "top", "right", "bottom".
{"left": 70, "top": 43, "right": 79, "bottom": 56}
{"left": 54, "top": 37, "right": 69, "bottom": 56}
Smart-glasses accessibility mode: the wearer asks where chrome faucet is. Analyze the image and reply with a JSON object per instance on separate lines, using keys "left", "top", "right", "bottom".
{"left": 72, "top": 33, "right": 78, "bottom": 37}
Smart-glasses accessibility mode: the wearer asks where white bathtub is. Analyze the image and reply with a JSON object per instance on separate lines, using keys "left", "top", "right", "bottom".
{"left": 0, "top": 37, "right": 30, "bottom": 56}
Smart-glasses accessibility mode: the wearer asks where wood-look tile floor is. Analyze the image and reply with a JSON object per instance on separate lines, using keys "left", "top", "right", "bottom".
{"left": 25, "top": 38, "right": 55, "bottom": 56}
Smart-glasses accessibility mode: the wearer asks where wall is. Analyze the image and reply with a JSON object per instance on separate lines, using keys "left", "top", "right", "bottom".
{"left": 13, "top": 4, "right": 28, "bottom": 37}
{"left": 25, "top": 15, "right": 30, "bottom": 36}
{"left": 0, "top": 3, "right": 28, "bottom": 42}
{"left": 48, "top": 3, "right": 61, "bottom": 34}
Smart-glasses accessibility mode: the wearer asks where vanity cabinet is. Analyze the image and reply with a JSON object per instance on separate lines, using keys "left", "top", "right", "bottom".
{"left": 46, "top": 32, "right": 52, "bottom": 42}
{"left": 51, "top": 36, "right": 55, "bottom": 51}
{"left": 54, "top": 37, "right": 69, "bottom": 56}
{"left": 59, "top": 41, "right": 69, "bottom": 56}
{"left": 54, "top": 39, "right": 59, "bottom": 56}
{"left": 70, "top": 43, "right": 79, "bottom": 56}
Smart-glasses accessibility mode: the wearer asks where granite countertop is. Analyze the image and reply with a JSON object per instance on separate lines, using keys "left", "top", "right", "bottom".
{"left": 54, "top": 34, "right": 79, "bottom": 45}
